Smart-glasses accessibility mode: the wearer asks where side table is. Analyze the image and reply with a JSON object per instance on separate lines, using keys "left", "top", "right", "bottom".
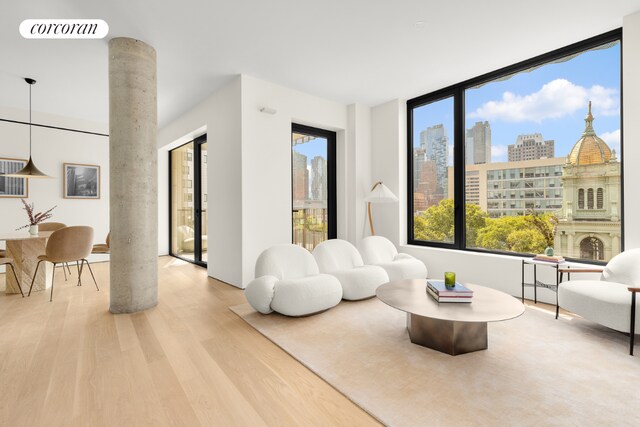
{"left": 521, "top": 258, "right": 567, "bottom": 319}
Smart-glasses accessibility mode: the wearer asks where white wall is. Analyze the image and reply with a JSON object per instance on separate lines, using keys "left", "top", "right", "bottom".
{"left": 158, "top": 77, "right": 242, "bottom": 285}
{"left": 240, "top": 74, "right": 356, "bottom": 287}
{"left": 0, "top": 108, "right": 110, "bottom": 288}
{"left": 623, "top": 11, "right": 640, "bottom": 249}
{"left": 158, "top": 74, "right": 375, "bottom": 288}
{"left": 371, "top": 17, "right": 640, "bottom": 304}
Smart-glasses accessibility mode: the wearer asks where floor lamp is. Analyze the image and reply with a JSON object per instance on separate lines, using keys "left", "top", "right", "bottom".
{"left": 364, "top": 181, "right": 398, "bottom": 235}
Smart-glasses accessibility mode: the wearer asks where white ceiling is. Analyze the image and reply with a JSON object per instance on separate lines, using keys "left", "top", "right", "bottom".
{"left": 2, "top": 0, "right": 640, "bottom": 128}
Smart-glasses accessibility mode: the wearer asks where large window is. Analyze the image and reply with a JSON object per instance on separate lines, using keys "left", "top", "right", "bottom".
{"left": 291, "top": 124, "right": 336, "bottom": 251}
{"left": 408, "top": 30, "right": 622, "bottom": 263}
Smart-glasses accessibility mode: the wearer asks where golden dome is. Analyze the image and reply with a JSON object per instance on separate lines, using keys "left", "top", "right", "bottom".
{"left": 567, "top": 101, "right": 612, "bottom": 166}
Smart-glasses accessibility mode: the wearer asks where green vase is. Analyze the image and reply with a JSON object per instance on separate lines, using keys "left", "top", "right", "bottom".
{"left": 544, "top": 246, "right": 554, "bottom": 256}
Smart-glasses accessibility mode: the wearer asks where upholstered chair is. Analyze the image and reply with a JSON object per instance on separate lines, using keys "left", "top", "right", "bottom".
{"left": 558, "top": 248, "right": 640, "bottom": 355}
{"left": 92, "top": 231, "right": 110, "bottom": 254}
{"left": 245, "top": 244, "right": 342, "bottom": 316}
{"left": 39, "top": 222, "right": 73, "bottom": 279}
{"left": 313, "top": 239, "right": 389, "bottom": 300}
{"left": 38, "top": 222, "right": 67, "bottom": 232}
{"left": 358, "top": 236, "right": 428, "bottom": 281}
{"left": 28, "top": 226, "right": 99, "bottom": 302}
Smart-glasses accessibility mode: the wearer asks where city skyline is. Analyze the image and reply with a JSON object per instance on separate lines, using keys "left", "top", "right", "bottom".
{"left": 413, "top": 42, "right": 620, "bottom": 163}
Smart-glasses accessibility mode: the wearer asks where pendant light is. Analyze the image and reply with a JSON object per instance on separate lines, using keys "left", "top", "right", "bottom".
{"left": 4, "top": 78, "right": 51, "bottom": 178}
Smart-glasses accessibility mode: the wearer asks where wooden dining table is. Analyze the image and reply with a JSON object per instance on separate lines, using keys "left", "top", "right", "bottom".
{"left": 1, "top": 231, "right": 54, "bottom": 295}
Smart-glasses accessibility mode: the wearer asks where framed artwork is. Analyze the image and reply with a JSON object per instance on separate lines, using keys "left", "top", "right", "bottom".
{"left": 64, "top": 163, "right": 100, "bottom": 199}
{"left": 0, "top": 157, "right": 29, "bottom": 198}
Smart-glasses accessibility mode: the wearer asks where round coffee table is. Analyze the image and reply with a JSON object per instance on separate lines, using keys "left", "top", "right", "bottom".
{"left": 376, "top": 279, "right": 525, "bottom": 355}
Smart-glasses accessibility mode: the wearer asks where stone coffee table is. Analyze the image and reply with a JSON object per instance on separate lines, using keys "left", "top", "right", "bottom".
{"left": 376, "top": 279, "right": 525, "bottom": 355}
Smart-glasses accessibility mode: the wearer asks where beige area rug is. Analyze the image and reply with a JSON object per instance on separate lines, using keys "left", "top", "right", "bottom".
{"left": 231, "top": 298, "right": 640, "bottom": 427}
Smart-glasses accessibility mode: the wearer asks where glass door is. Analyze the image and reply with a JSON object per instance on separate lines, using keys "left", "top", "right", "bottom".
{"left": 291, "top": 124, "right": 336, "bottom": 251}
{"left": 170, "top": 135, "right": 207, "bottom": 266}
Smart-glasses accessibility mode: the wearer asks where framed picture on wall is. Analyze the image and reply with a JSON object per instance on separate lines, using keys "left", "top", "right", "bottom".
{"left": 64, "top": 163, "right": 100, "bottom": 199}
{"left": 0, "top": 157, "right": 29, "bottom": 198}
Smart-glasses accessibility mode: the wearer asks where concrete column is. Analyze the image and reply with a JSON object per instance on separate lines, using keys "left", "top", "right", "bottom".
{"left": 108, "top": 37, "right": 158, "bottom": 313}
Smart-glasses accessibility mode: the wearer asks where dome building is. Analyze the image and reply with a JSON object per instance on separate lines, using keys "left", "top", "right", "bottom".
{"left": 555, "top": 102, "right": 621, "bottom": 261}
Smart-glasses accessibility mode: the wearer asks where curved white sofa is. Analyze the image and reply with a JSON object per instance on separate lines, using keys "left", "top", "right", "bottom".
{"left": 358, "top": 236, "right": 428, "bottom": 281}
{"left": 245, "top": 244, "right": 342, "bottom": 316}
{"left": 558, "top": 249, "right": 640, "bottom": 353}
{"left": 313, "top": 239, "right": 389, "bottom": 300}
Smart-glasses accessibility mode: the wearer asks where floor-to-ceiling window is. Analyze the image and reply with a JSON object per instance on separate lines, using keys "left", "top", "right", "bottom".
{"left": 170, "top": 134, "right": 207, "bottom": 266}
{"left": 291, "top": 124, "right": 336, "bottom": 251}
{"left": 408, "top": 29, "right": 622, "bottom": 263}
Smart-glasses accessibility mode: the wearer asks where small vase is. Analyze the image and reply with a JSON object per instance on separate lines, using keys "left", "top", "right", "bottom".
{"left": 544, "top": 246, "right": 554, "bottom": 256}
{"left": 29, "top": 225, "right": 39, "bottom": 235}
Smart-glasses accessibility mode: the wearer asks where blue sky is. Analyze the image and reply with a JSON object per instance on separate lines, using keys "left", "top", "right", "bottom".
{"left": 293, "top": 136, "right": 327, "bottom": 165}
{"left": 413, "top": 42, "right": 621, "bottom": 163}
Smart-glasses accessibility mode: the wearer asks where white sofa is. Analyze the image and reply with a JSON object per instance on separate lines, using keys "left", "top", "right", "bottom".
{"left": 244, "top": 244, "right": 342, "bottom": 316}
{"left": 358, "top": 236, "right": 428, "bottom": 281}
{"left": 313, "top": 239, "right": 389, "bottom": 300}
{"left": 558, "top": 248, "right": 640, "bottom": 355}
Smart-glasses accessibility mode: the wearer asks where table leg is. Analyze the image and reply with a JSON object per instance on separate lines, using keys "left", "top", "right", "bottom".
{"left": 533, "top": 264, "right": 538, "bottom": 304}
{"left": 521, "top": 260, "right": 525, "bottom": 303}
{"left": 407, "top": 313, "right": 488, "bottom": 355}
{"left": 6, "top": 239, "right": 52, "bottom": 294}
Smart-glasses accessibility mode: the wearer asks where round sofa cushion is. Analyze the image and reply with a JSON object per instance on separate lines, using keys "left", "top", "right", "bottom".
{"left": 328, "top": 265, "right": 389, "bottom": 300}
{"left": 270, "top": 273, "right": 343, "bottom": 316}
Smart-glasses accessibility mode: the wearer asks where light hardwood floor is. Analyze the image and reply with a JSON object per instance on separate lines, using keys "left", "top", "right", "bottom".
{"left": 0, "top": 257, "right": 379, "bottom": 426}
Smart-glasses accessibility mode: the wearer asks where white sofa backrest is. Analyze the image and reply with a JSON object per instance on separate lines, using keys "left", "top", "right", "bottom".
{"left": 358, "top": 236, "right": 398, "bottom": 265}
{"left": 255, "top": 244, "right": 319, "bottom": 280}
{"left": 601, "top": 248, "right": 640, "bottom": 286}
{"left": 313, "top": 239, "right": 364, "bottom": 273}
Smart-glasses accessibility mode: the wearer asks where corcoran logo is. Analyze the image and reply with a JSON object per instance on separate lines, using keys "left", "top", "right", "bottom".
{"left": 20, "top": 19, "right": 109, "bottom": 39}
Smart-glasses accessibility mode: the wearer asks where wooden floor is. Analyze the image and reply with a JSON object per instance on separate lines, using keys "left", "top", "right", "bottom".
{"left": 0, "top": 257, "right": 379, "bottom": 426}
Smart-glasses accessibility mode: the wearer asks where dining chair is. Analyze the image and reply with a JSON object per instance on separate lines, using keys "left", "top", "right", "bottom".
{"left": 0, "top": 256, "right": 24, "bottom": 297}
{"left": 91, "top": 231, "right": 110, "bottom": 254}
{"left": 28, "top": 226, "right": 99, "bottom": 302}
{"left": 38, "top": 222, "right": 73, "bottom": 280}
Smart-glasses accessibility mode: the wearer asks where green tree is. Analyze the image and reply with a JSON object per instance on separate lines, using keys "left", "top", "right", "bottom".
{"left": 414, "top": 199, "right": 487, "bottom": 245}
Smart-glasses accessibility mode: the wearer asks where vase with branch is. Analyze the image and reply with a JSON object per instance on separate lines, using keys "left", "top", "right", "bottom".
{"left": 16, "top": 199, "right": 56, "bottom": 235}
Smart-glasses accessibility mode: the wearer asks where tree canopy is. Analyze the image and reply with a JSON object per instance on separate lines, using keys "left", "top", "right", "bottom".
{"left": 414, "top": 199, "right": 556, "bottom": 254}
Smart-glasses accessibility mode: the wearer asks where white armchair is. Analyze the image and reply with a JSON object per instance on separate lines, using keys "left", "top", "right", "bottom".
{"left": 358, "top": 236, "right": 428, "bottom": 281}
{"left": 313, "top": 239, "right": 389, "bottom": 300}
{"left": 244, "top": 244, "right": 342, "bottom": 316}
{"left": 558, "top": 248, "right": 640, "bottom": 355}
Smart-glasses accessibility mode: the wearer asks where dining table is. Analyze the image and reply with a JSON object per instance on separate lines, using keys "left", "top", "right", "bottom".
{"left": 0, "top": 231, "right": 54, "bottom": 295}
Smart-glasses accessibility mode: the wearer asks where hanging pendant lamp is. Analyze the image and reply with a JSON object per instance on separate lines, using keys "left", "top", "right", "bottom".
{"left": 4, "top": 78, "right": 51, "bottom": 179}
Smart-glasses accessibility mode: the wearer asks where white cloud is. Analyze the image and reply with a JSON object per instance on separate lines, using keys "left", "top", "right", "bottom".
{"left": 468, "top": 79, "right": 619, "bottom": 123}
{"left": 600, "top": 129, "right": 620, "bottom": 153}
{"left": 491, "top": 145, "right": 508, "bottom": 157}
{"left": 490, "top": 144, "right": 508, "bottom": 162}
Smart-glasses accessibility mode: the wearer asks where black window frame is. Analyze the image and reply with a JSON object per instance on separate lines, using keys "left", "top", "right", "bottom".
{"left": 168, "top": 134, "right": 208, "bottom": 267}
{"left": 291, "top": 123, "right": 337, "bottom": 245}
{"left": 407, "top": 29, "right": 623, "bottom": 263}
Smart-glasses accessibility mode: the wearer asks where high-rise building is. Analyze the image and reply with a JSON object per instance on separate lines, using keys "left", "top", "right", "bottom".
{"left": 310, "top": 155, "right": 327, "bottom": 202}
{"left": 508, "top": 133, "right": 555, "bottom": 161}
{"left": 419, "top": 124, "right": 449, "bottom": 200}
{"left": 555, "top": 103, "right": 621, "bottom": 261}
{"left": 447, "top": 156, "right": 566, "bottom": 217}
{"left": 414, "top": 159, "right": 438, "bottom": 213}
{"left": 292, "top": 151, "right": 308, "bottom": 204}
{"left": 465, "top": 121, "right": 491, "bottom": 165}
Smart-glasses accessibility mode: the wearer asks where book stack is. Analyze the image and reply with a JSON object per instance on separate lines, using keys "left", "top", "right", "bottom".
{"left": 533, "top": 254, "right": 565, "bottom": 263}
{"left": 426, "top": 280, "right": 473, "bottom": 303}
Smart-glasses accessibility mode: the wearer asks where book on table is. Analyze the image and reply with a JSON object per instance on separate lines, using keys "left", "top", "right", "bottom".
{"left": 426, "top": 280, "right": 473, "bottom": 303}
{"left": 427, "top": 287, "right": 472, "bottom": 303}
{"left": 533, "top": 254, "right": 565, "bottom": 263}
{"left": 427, "top": 280, "right": 473, "bottom": 296}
